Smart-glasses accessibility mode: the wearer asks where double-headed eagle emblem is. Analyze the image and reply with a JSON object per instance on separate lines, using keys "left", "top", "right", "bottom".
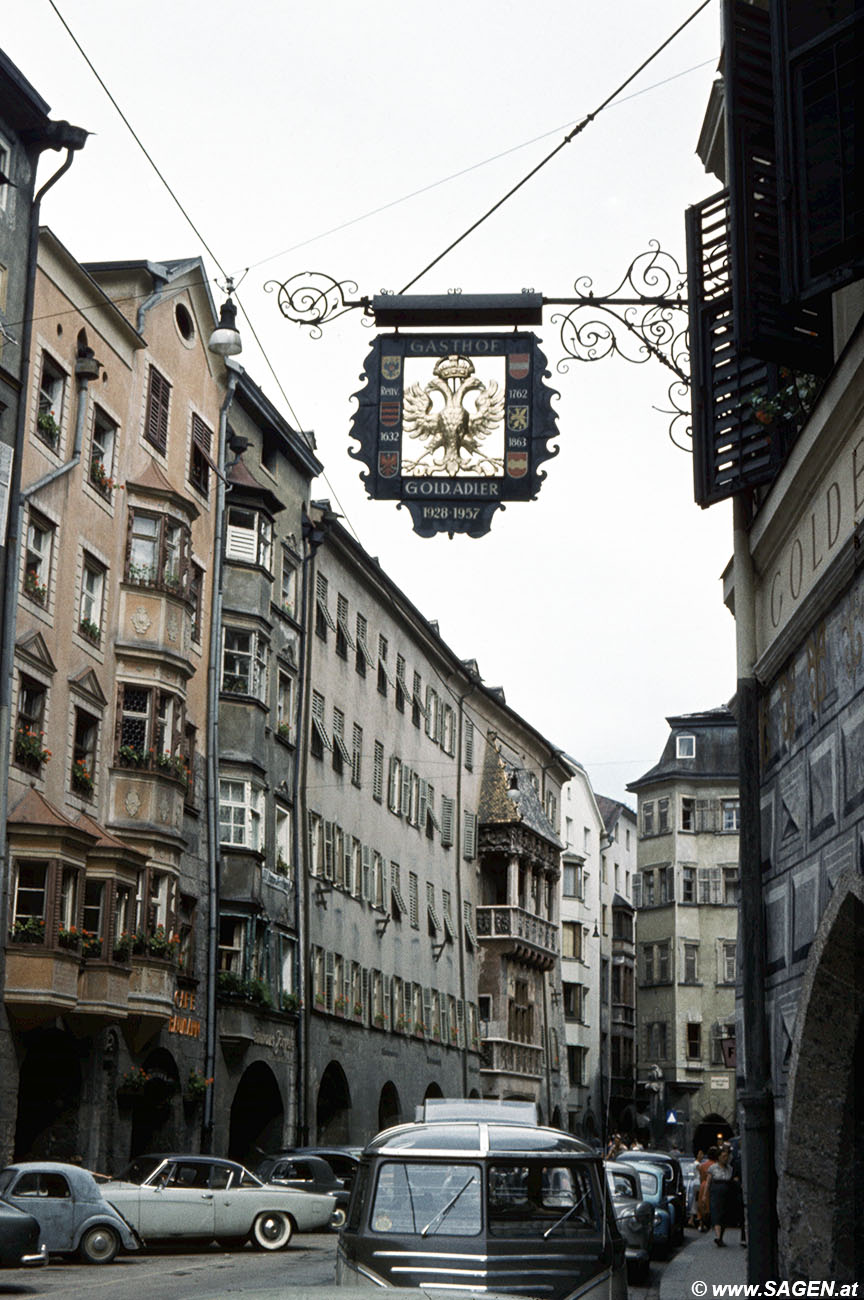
{"left": 401, "top": 354, "right": 505, "bottom": 476}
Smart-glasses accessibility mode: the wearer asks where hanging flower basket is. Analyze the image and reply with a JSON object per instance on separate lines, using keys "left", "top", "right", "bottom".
{"left": 185, "top": 1070, "right": 213, "bottom": 1102}
{"left": 15, "top": 727, "right": 51, "bottom": 767}
{"left": 72, "top": 759, "right": 94, "bottom": 794}
{"left": 37, "top": 410, "right": 60, "bottom": 444}
{"left": 118, "top": 1065, "right": 149, "bottom": 1095}
{"left": 57, "top": 926, "right": 81, "bottom": 951}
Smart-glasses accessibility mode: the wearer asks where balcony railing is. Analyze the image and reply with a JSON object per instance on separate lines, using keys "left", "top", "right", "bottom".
{"left": 612, "top": 1002, "right": 636, "bottom": 1026}
{"left": 475, "top": 905, "right": 558, "bottom": 966}
{"left": 479, "top": 1036, "right": 544, "bottom": 1079}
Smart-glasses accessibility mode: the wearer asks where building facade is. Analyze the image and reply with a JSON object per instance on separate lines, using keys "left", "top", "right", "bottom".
{"left": 299, "top": 510, "right": 569, "bottom": 1144}
{"left": 628, "top": 709, "right": 739, "bottom": 1154}
{"left": 685, "top": 0, "right": 863, "bottom": 1280}
{"left": 596, "top": 797, "right": 639, "bottom": 1141}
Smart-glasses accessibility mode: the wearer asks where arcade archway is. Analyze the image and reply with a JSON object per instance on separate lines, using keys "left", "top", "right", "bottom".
{"left": 378, "top": 1081, "right": 401, "bottom": 1133}
{"left": 317, "top": 1060, "right": 351, "bottom": 1143}
{"left": 229, "top": 1061, "right": 284, "bottom": 1164}
{"left": 15, "top": 1028, "right": 83, "bottom": 1160}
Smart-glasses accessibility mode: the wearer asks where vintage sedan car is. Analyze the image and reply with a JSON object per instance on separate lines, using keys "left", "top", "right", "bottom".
{"left": 606, "top": 1161, "right": 654, "bottom": 1282}
{"left": 263, "top": 1146, "right": 363, "bottom": 1192}
{"left": 101, "top": 1154, "right": 335, "bottom": 1249}
{"left": 0, "top": 1198, "right": 45, "bottom": 1267}
{"left": 0, "top": 1162, "right": 139, "bottom": 1264}
{"left": 623, "top": 1161, "right": 673, "bottom": 1259}
{"left": 256, "top": 1154, "right": 349, "bottom": 1229}
{"left": 617, "top": 1150, "right": 686, "bottom": 1245}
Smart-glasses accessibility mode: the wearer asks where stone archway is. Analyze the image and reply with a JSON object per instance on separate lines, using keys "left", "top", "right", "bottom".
{"left": 378, "top": 1081, "right": 401, "bottom": 1133}
{"left": 130, "top": 1046, "right": 181, "bottom": 1158}
{"left": 317, "top": 1060, "right": 351, "bottom": 1143}
{"left": 15, "top": 1028, "right": 83, "bottom": 1160}
{"left": 229, "top": 1060, "right": 285, "bottom": 1165}
{"left": 779, "top": 872, "right": 864, "bottom": 1283}
{"left": 692, "top": 1113, "right": 733, "bottom": 1155}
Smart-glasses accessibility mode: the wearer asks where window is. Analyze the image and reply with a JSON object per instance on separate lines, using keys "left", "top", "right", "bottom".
{"left": 463, "top": 810, "right": 477, "bottom": 861}
{"left": 126, "top": 509, "right": 190, "bottom": 593}
{"left": 225, "top": 506, "right": 272, "bottom": 569}
{"left": 10, "top": 860, "right": 48, "bottom": 936}
{"left": 425, "top": 686, "right": 439, "bottom": 740}
{"left": 79, "top": 555, "right": 105, "bottom": 643}
{"left": 642, "top": 802, "right": 654, "bottom": 835}
{"left": 412, "top": 671, "right": 423, "bottom": 727}
{"left": 372, "top": 740, "right": 384, "bottom": 802}
{"left": 390, "top": 862, "right": 407, "bottom": 918}
{"left": 144, "top": 365, "right": 171, "bottom": 453}
{"left": 373, "top": 855, "right": 386, "bottom": 909}
{"left": 676, "top": 734, "right": 695, "bottom": 759}
{"left": 218, "top": 916, "right": 245, "bottom": 972}
{"left": 720, "top": 940, "right": 737, "bottom": 985}
{"left": 221, "top": 627, "right": 268, "bottom": 700}
{"left": 82, "top": 879, "right": 105, "bottom": 954}
{"left": 711, "top": 1021, "right": 736, "bottom": 1067}
{"left": 219, "top": 779, "right": 263, "bottom": 849}
{"left": 721, "top": 799, "right": 740, "bottom": 832}
{"left": 408, "top": 872, "right": 419, "bottom": 929}
{"left": 395, "top": 654, "right": 407, "bottom": 712}
{"left": 643, "top": 941, "right": 670, "bottom": 984}
{"left": 90, "top": 407, "right": 116, "bottom": 496}
{"left": 568, "top": 1044, "right": 588, "bottom": 1086}
{"left": 562, "top": 863, "right": 578, "bottom": 897}
{"left": 15, "top": 674, "right": 47, "bottom": 771}
{"left": 36, "top": 352, "right": 65, "bottom": 448}
{"left": 118, "top": 685, "right": 184, "bottom": 760}
{"left": 332, "top": 707, "right": 350, "bottom": 775}
{"left": 280, "top": 548, "right": 298, "bottom": 617}
{"left": 723, "top": 867, "right": 740, "bottom": 905}
{"left": 71, "top": 707, "right": 98, "bottom": 798}
{"left": 683, "top": 941, "right": 699, "bottom": 984}
{"left": 441, "top": 705, "right": 455, "bottom": 755}
{"left": 698, "top": 866, "right": 722, "bottom": 904}
{"left": 377, "top": 634, "right": 389, "bottom": 696}
{"left": 310, "top": 691, "right": 331, "bottom": 759}
{"left": 658, "top": 797, "right": 670, "bottom": 833}
{"left": 336, "top": 594, "right": 352, "bottom": 658}
{"left": 276, "top": 672, "right": 293, "bottom": 742}
{"left": 643, "top": 870, "right": 655, "bottom": 907}
{"left": 355, "top": 613, "right": 373, "bottom": 675}
{"left": 631, "top": 873, "right": 642, "bottom": 907}
{"left": 562, "top": 982, "right": 585, "bottom": 1022}
{"left": 464, "top": 717, "right": 474, "bottom": 769}
{"left": 686, "top": 1022, "right": 702, "bottom": 1061}
{"left": 646, "top": 1020, "right": 668, "bottom": 1060}
{"left": 189, "top": 413, "right": 213, "bottom": 497}
{"left": 659, "top": 864, "right": 675, "bottom": 904}
{"left": 682, "top": 867, "right": 696, "bottom": 903}
{"left": 351, "top": 723, "right": 363, "bottom": 787}
{"left": 314, "top": 573, "right": 334, "bottom": 640}
{"left": 681, "top": 797, "right": 695, "bottom": 831}
{"left": 23, "top": 511, "right": 53, "bottom": 605}
{"left": 561, "top": 922, "right": 583, "bottom": 961}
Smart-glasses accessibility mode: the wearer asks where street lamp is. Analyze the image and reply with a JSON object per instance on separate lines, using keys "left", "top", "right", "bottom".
{"left": 208, "top": 292, "right": 242, "bottom": 357}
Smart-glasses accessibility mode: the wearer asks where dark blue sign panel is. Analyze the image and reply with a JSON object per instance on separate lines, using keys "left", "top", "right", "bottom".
{"left": 349, "top": 333, "right": 559, "bottom": 537}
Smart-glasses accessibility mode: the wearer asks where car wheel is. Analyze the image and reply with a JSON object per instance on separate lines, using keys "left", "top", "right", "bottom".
{"left": 252, "top": 1211, "right": 293, "bottom": 1250}
{"left": 330, "top": 1206, "right": 347, "bottom": 1230}
{"left": 78, "top": 1224, "right": 120, "bottom": 1264}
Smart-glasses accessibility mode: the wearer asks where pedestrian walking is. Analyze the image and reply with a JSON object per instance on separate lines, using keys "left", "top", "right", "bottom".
{"left": 697, "top": 1146, "right": 718, "bottom": 1231}
{"left": 707, "top": 1145, "right": 735, "bottom": 1246}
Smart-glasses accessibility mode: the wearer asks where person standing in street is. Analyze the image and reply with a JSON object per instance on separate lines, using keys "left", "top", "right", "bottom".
{"left": 707, "top": 1145, "right": 735, "bottom": 1246}
{"left": 697, "top": 1146, "right": 718, "bottom": 1230}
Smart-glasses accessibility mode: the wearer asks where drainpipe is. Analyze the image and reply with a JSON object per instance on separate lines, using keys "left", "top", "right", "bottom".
{"left": 21, "top": 345, "right": 101, "bottom": 500}
{"left": 731, "top": 493, "right": 777, "bottom": 1283}
{"left": 0, "top": 130, "right": 87, "bottom": 984}
{"left": 201, "top": 361, "right": 241, "bottom": 1153}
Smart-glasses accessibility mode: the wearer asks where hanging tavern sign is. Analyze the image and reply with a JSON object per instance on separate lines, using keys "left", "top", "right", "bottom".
{"left": 349, "top": 331, "right": 559, "bottom": 538}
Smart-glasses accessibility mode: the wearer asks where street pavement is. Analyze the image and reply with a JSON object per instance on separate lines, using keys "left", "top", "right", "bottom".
{"left": 660, "top": 1226, "right": 748, "bottom": 1300}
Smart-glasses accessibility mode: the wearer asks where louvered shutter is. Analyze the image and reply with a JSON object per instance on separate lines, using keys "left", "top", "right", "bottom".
{"left": 687, "top": 191, "right": 790, "bottom": 507}
{"left": 400, "top": 765, "right": 413, "bottom": 818}
{"left": 325, "top": 951, "right": 335, "bottom": 1012}
{"left": 383, "top": 974, "right": 391, "bottom": 1025}
{"left": 324, "top": 822, "right": 335, "bottom": 879}
{"left": 388, "top": 756, "right": 400, "bottom": 813}
{"left": 145, "top": 366, "right": 170, "bottom": 453}
{"left": 771, "top": 0, "right": 864, "bottom": 302}
{"left": 726, "top": 0, "right": 832, "bottom": 370}
{"left": 362, "top": 845, "right": 371, "bottom": 901}
{"left": 418, "top": 779, "right": 428, "bottom": 830}
{"left": 361, "top": 968, "right": 370, "bottom": 1023}
{"left": 441, "top": 796, "right": 454, "bottom": 847}
{"left": 422, "top": 988, "right": 433, "bottom": 1038}
{"left": 306, "top": 811, "right": 318, "bottom": 876}
{"left": 456, "top": 1000, "right": 465, "bottom": 1048}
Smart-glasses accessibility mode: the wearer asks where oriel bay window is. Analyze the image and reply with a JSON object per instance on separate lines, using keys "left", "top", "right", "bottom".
{"left": 126, "top": 509, "right": 191, "bottom": 593}
{"left": 116, "top": 685, "right": 186, "bottom": 768}
{"left": 9, "top": 860, "right": 48, "bottom": 943}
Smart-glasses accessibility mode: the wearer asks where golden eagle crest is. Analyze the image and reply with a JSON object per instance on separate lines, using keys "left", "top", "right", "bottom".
{"left": 401, "top": 354, "right": 505, "bottom": 476}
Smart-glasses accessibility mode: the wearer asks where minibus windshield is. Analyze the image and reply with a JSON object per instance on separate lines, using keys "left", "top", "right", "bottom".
{"left": 370, "top": 1161, "right": 482, "bottom": 1236}
{"left": 487, "top": 1161, "right": 598, "bottom": 1237}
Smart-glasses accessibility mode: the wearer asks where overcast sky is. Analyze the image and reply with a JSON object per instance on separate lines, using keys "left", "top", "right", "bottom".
{"left": 5, "top": 0, "right": 735, "bottom": 805}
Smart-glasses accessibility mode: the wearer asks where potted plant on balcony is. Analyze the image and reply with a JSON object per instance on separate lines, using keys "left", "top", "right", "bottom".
{"left": 280, "top": 992, "right": 300, "bottom": 1013}
{"left": 89, "top": 457, "right": 114, "bottom": 496}
{"left": 78, "top": 617, "right": 100, "bottom": 644}
{"left": 23, "top": 570, "right": 48, "bottom": 604}
{"left": 373, "top": 1012, "right": 388, "bottom": 1028}
{"left": 37, "top": 409, "right": 60, "bottom": 445}
{"left": 57, "top": 925, "right": 81, "bottom": 951}
{"left": 81, "top": 930, "right": 103, "bottom": 958}
{"left": 117, "top": 744, "right": 146, "bottom": 767}
{"left": 14, "top": 727, "right": 51, "bottom": 769}
{"left": 146, "top": 925, "right": 180, "bottom": 961}
{"left": 71, "top": 758, "right": 94, "bottom": 795}
{"left": 334, "top": 995, "right": 348, "bottom": 1016}
{"left": 276, "top": 720, "right": 292, "bottom": 742}
{"left": 10, "top": 915, "right": 45, "bottom": 944}
{"left": 112, "top": 930, "right": 133, "bottom": 962}
{"left": 127, "top": 561, "right": 156, "bottom": 585}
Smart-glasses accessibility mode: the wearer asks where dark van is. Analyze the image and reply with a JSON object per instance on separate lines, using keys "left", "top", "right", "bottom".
{"left": 336, "top": 1112, "right": 627, "bottom": 1300}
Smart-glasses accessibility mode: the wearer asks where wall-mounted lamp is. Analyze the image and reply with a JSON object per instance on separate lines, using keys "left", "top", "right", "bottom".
{"left": 593, "top": 921, "right": 600, "bottom": 939}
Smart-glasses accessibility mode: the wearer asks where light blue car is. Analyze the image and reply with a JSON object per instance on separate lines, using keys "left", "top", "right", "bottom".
{"left": 626, "top": 1162, "right": 673, "bottom": 1259}
{"left": 0, "top": 1162, "right": 139, "bottom": 1263}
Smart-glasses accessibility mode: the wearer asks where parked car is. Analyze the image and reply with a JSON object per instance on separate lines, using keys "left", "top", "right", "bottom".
{"left": 265, "top": 1146, "right": 363, "bottom": 1192}
{"left": 0, "top": 1162, "right": 139, "bottom": 1264}
{"left": 101, "top": 1154, "right": 335, "bottom": 1249}
{"left": 616, "top": 1150, "right": 686, "bottom": 1245}
{"left": 622, "top": 1161, "right": 673, "bottom": 1259}
{"left": 0, "top": 1198, "right": 45, "bottom": 1267}
{"left": 605, "top": 1161, "right": 654, "bottom": 1281}
{"left": 256, "top": 1154, "right": 349, "bottom": 1228}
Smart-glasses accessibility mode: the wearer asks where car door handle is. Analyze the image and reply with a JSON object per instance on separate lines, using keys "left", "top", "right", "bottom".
{"left": 201, "top": 1192, "right": 214, "bottom": 1199}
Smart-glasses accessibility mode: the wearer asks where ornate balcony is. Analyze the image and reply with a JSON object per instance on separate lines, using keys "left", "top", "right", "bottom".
{"left": 4, "top": 947, "right": 81, "bottom": 1024}
{"left": 127, "top": 955, "right": 175, "bottom": 1048}
{"left": 108, "top": 762, "right": 186, "bottom": 839}
{"left": 478, "top": 1036, "right": 544, "bottom": 1080}
{"left": 475, "top": 905, "right": 558, "bottom": 969}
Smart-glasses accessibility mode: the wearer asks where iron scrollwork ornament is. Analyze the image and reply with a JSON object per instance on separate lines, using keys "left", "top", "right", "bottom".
{"left": 550, "top": 243, "right": 692, "bottom": 448}
{"left": 264, "top": 271, "right": 365, "bottom": 338}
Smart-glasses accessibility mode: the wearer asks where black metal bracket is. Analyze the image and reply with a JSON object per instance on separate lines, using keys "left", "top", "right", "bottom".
{"left": 265, "top": 244, "right": 692, "bottom": 448}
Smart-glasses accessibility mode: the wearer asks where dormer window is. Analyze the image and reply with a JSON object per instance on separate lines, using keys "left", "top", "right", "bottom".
{"left": 676, "top": 734, "right": 695, "bottom": 759}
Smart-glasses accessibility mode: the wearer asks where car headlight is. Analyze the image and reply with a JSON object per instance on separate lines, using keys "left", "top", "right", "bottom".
{"left": 654, "top": 1210, "right": 664, "bottom": 1225}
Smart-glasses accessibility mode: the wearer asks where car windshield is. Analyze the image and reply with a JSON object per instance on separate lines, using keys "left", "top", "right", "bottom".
{"left": 371, "top": 1162, "right": 482, "bottom": 1237}
{"left": 0, "top": 1170, "right": 14, "bottom": 1196}
{"left": 636, "top": 1169, "right": 660, "bottom": 1196}
{"left": 488, "top": 1162, "right": 597, "bottom": 1238}
{"left": 607, "top": 1171, "right": 639, "bottom": 1199}
{"left": 121, "top": 1156, "right": 166, "bottom": 1184}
